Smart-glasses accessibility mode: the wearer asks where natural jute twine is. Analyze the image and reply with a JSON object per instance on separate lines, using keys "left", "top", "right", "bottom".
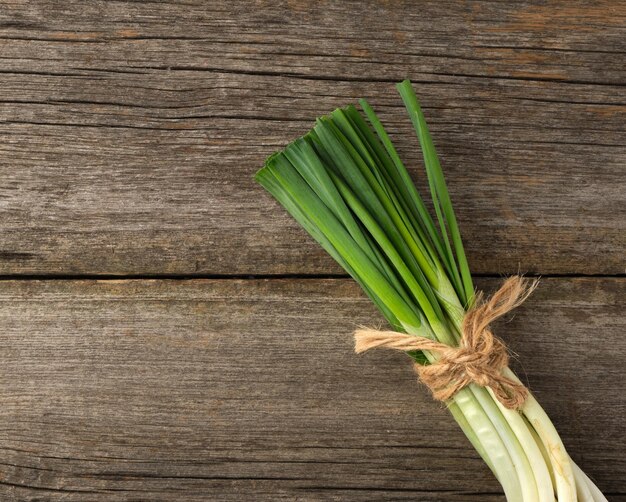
{"left": 354, "top": 276, "right": 537, "bottom": 410}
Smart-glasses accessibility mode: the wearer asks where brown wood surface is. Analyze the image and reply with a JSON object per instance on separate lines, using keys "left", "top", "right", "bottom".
{"left": 0, "top": 0, "right": 624, "bottom": 275}
{"left": 0, "top": 1, "right": 624, "bottom": 501}
{"left": 1, "top": 278, "right": 625, "bottom": 501}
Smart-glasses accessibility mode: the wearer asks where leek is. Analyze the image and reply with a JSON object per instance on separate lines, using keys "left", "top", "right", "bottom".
{"left": 255, "top": 80, "right": 605, "bottom": 501}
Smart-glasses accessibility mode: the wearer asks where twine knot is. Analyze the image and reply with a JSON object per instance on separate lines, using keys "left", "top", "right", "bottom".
{"left": 354, "top": 276, "right": 537, "bottom": 410}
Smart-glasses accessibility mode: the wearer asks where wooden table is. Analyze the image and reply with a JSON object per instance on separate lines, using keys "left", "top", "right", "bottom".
{"left": 1, "top": 2, "right": 624, "bottom": 500}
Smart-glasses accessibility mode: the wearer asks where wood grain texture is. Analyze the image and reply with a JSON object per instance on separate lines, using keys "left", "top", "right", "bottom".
{"left": 0, "top": 277, "right": 624, "bottom": 501}
{"left": 0, "top": 0, "right": 624, "bottom": 275}
{"left": 0, "top": 2, "right": 624, "bottom": 501}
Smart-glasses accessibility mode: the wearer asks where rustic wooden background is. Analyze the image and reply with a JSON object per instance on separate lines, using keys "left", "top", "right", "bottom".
{"left": 0, "top": 1, "right": 624, "bottom": 500}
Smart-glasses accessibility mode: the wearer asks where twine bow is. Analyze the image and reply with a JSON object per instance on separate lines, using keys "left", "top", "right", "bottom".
{"left": 354, "top": 276, "right": 537, "bottom": 410}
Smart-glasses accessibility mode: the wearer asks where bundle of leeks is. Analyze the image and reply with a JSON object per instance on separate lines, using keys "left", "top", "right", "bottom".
{"left": 256, "top": 80, "right": 605, "bottom": 501}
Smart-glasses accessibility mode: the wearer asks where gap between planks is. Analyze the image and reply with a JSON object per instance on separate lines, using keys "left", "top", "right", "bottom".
{"left": 0, "top": 273, "right": 623, "bottom": 282}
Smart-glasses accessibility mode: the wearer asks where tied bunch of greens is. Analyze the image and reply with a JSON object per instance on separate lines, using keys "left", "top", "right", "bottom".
{"left": 256, "top": 80, "right": 605, "bottom": 501}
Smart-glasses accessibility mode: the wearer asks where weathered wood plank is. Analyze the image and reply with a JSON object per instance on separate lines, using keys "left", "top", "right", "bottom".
{"left": 0, "top": 277, "right": 624, "bottom": 500}
{"left": 0, "top": 1, "right": 624, "bottom": 275}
